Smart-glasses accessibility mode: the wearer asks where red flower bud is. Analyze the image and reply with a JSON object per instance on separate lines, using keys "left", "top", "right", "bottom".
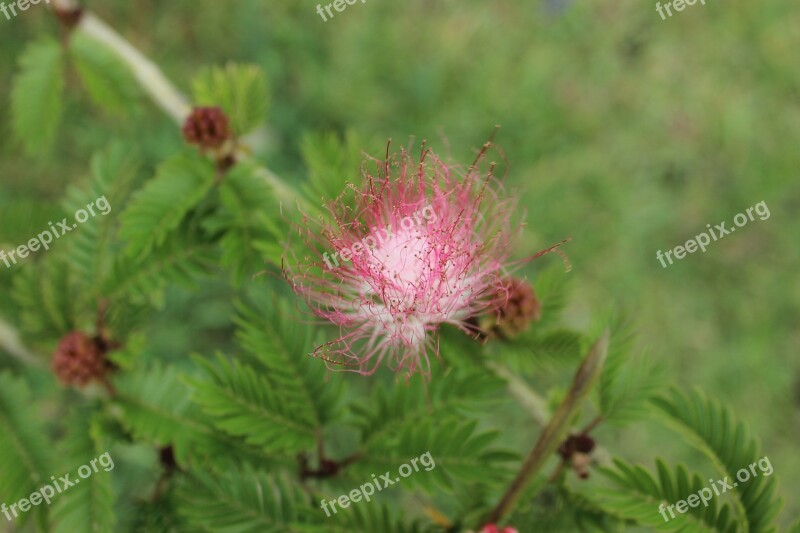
{"left": 182, "top": 107, "right": 231, "bottom": 150}
{"left": 51, "top": 331, "right": 112, "bottom": 388}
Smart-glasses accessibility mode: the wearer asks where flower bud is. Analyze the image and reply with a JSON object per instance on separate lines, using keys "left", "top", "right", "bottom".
{"left": 182, "top": 107, "right": 231, "bottom": 150}
{"left": 479, "top": 277, "right": 542, "bottom": 339}
{"left": 51, "top": 331, "right": 110, "bottom": 387}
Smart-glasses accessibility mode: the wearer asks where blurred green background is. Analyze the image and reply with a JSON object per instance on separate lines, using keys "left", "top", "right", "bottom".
{"left": 1, "top": 0, "right": 798, "bottom": 525}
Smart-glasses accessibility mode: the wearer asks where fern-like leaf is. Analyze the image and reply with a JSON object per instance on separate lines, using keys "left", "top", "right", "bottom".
{"left": 191, "top": 64, "right": 269, "bottom": 135}
{"left": 119, "top": 152, "right": 216, "bottom": 256}
{"left": 235, "top": 297, "right": 344, "bottom": 428}
{"left": 588, "top": 457, "right": 737, "bottom": 532}
{"left": 191, "top": 354, "right": 317, "bottom": 454}
{"left": 348, "top": 419, "right": 516, "bottom": 493}
{"left": 12, "top": 258, "right": 83, "bottom": 342}
{"left": 63, "top": 143, "right": 139, "bottom": 298}
{"left": 202, "top": 161, "right": 277, "bottom": 284}
{"left": 49, "top": 409, "right": 116, "bottom": 533}
{"left": 0, "top": 373, "right": 52, "bottom": 529}
{"left": 351, "top": 367, "right": 506, "bottom": 451}
{"left": 11, "top": 37, "right": 64, "bottom": 155}
{"left": 597, "top": 314, "right": 663, "bottom": 426}
{"left": 103, "top": 223, "right": 218, "bottom": 309}
{"left": 113, "top": 362, "right": 279, "bottom": 470}
{"left": 69, "top": 33, "right": 140, "bottom": 115}
{"left": 652, "top": 388, "right": 783, "bottom": 532}
{"left": 306, "top": 503, "right": 429, "bottom": 533}
{"left": 176, "top": 469, "right": 315, "bottom": 532}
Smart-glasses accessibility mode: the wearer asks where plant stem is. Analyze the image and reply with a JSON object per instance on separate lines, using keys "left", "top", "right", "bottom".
{"left": 486, "top": 361, "right": 549, "bottom": 426}
{"left": 51, "top": 0, "right": 306, "bottom": 210}
{"left": 484, "top": 331, "right": 609, "bottom": 525}
{"left": 0, "top": 317, "right": 44, "bottom": 368}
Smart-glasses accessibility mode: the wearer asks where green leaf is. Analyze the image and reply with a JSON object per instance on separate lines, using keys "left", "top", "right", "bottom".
{"left": 530, "top": 263, "right": 573, "bottom": 329}
{"left": 308, "top": 503, "right": 428, "bottom": 533}
{"left": 103, "top": 223, "right": 218, "bottom": 309}
{"left": 652, "top": 388, "right": 783, "bottom": 532}
{"left": 235, "top": 297, "right": 345, "bottom": 428}
{"left": 119, "top": 152, "right": 216, "bottom": 257}
{"left": 191, "top": 354, "right": 317, "bottom": 454}
{"left": 192, "top": 64, "right": 269, "bottom": 135}
{"left": 202, "top": 161, "right": 278, "bottom": 284}
{"left": 12, "top": 258, "right": 83, "bottom": 341}
{"left": 113, "top": 362, "right": 278, "bottom": 470}
{"left": 349, "top": 419, "right": 516, "bottom": 494}
{"left": 176, "top": 469, "right": 315, "bottom": 533}
{"left": 50, "top": 410, "right": 116, "bottom": 533}
{"left": 350, "top": 367, "right": 506, "bottom": 452}
{"left": 11, "top": 37, "right": 64, "bottom": 155}
{"left": 496, "top": 328, "right": 584, "bottom": 375}
{"left": 300, "top": 130, "right": 365, "bottom": 209}
{"left": 0, "top": 373, "right": 52, "bottom": 528}
{"left": 597, "top": 315, "right": 663, "bottom": 426}
{"left": 63, "top": 143, "right": 140, "bottom": 298}
{"left": 508, "top": 484, "right": 621, "bottom": 533}
{"left": 588, "top": 457, "right": 736, "bottom": 533}
{"left": 69, "top": 33, "right": 140, "bottom": 115}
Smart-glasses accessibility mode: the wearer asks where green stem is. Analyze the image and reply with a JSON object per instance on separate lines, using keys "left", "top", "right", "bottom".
{"left": 484, "top": 331, "right": 609, "bottom": 525}
{"left": 0, "top": 317, "right": 44, "bottom": 368}
{"left": 52, "top": 0, "right": 307, "bottom": 210}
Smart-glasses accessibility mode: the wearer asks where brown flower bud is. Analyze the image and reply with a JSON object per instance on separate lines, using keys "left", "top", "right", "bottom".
{"left": 54, "top": 5, "right": 84, "bottom": 30}
{"left": 51, "top": 331, "right": 110, "bottom": 387}
{"left": 557, "top": 433, "right": 597, "bottom": 480}
{"left": 182, "top": 107, "right": 231, "bottom": 150}
{"left": 477, "top": 277, "right": 542, "bottom": 340}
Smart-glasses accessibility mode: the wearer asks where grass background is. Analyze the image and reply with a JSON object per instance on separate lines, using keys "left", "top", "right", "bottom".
{"left": 1, "top": 0, "right": 798, "bottom": 526}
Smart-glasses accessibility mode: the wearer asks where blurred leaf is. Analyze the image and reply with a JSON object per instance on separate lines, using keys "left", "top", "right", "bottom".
{"left": 192, "top": 64, "right": 269, "bottom": 135}
{"left": 69, "top": 33, "right": 140, "bottom": 116}
{"left": 50, "top": 409, "right": 116, "bottom": 533}
{"left": 119, "top": 152, "right": 216, "bottom": 257}
{"left": 598, "top": 315, "right": 664, "bottom": 426}
{"left": 652, "top": 388, "right": 783, "bottom": 531}
{"left": 12, "top": 258, "right": 83, "bottom": 341}
{"left": 63, "top": 143, "right": 139, "bottom": 299}
{"left": 0, "top": 373, "right": 52, "bottom": 529}
{"left": 11, "top": 37, "right": 64, "bottom": 155}
{"left": 176, "top": 469, "right": 315, "bottom": 533}
{"left": 104, "top": 223, "right": 218, "bottom": 309}
{"left": 191, "top": 354, "right": 317, "bottom": 455}
{"left": 351, "top": 419, "right": 517, "bottom": 494}
{"left": 202, "top": 161, "right": 277, "bottom": 284}
{"left": 300, "top": 130, "right": 365, "bottom": 209}
{"left": 351, "top": 367, "right": 506, "bottom": 452}
{"left": 587, "top": 458, "right": 735, "bottom": 532}
{"left": 310, "top": 502, "right": 428, "bottom": 533}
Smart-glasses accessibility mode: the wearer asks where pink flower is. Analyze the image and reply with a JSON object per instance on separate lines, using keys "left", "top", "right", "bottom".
{"left": 286, "top": 144, "right": 565, "bottom": 378}
{"left": 482, "top": 525, "right": 519, "bottom": 533}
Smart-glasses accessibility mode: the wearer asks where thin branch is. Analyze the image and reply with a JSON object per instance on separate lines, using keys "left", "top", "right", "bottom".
{"left": 76, "top": 13, "right": 191, "bottom": 124}
{"left": 0, "top": 317, "right": 45, "bottom": 368}
{"left": 485, "top": 331, "right": 609, "bottom": 525}
{"left": 51, "top": 0, "right": 305, "bottom": 209}
{"left": 486, "top": 361, "right": 549, "bottom": 426}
